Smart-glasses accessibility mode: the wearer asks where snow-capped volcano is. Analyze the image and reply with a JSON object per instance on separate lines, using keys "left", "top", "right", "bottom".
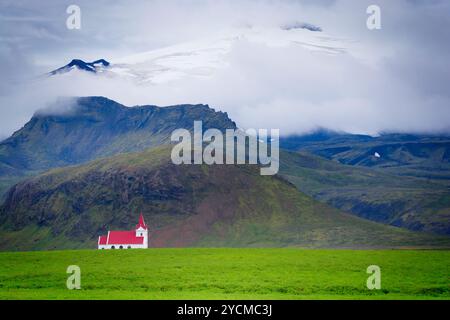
{"left": 48, "top": 24, "right": 351, "bottom": 85}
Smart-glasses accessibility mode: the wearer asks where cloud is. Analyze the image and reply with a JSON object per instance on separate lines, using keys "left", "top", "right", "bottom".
{"left": 0, "top": 0, "right": 450, "bottom": 138}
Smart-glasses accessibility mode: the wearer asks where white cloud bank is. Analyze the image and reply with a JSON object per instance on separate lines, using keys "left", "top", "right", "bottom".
{"left": 1, "top": 0, "right": 450, "bottom": 138}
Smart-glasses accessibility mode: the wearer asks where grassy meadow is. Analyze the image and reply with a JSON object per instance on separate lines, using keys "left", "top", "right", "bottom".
{"left": 0, "top": 248, "right": 449, "bottom": 300}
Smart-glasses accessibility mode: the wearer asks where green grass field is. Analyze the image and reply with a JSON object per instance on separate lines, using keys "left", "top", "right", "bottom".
{"left": 0, "top": 248, "right": 449, "bottom": 300}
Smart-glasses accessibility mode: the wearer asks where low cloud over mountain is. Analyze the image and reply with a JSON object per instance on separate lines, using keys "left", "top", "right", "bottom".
{"left": 1, "top": 0, "right": 450, "bottom": 138}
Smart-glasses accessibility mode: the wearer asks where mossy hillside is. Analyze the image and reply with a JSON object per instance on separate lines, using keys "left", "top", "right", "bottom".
{"left": 1, "top": 146, "right": 449, "bottom": 250}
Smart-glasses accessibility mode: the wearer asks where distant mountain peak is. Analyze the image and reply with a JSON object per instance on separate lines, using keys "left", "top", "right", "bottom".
{"left": 49, "top": 59, "right": 110, "bottom": 75}
{"left": 90, "top": 59, "right": 110, "bottom": 66}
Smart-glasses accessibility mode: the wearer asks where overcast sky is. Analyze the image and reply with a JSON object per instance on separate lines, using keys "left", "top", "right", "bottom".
{"left": 1, "top": 0, "right": 450, "bottom": 138}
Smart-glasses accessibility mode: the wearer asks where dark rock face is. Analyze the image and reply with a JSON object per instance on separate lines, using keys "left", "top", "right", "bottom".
{"left": 1, "top": 162, "right": 196, "bottom": 234}
{"left": 49, "top": 59, "right": 110, "bottom": 75}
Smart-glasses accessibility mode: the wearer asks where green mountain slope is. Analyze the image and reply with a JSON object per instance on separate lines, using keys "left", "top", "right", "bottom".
{"left": 280, "top": 131, "right": 450, "bottom": 180}
{"left": 0, "top": 97, "right": 448, "bottom": 239}
{"left": 1, "top": 146, "right": 448, "bottom": 251}
{"left": 0, "top": 96, "right": 235, "bottom": 197}
{"left": 279, "top": 150, "right": 450, "bottom": 235}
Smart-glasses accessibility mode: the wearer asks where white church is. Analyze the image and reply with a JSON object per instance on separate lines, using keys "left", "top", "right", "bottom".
{"left": 98, "top": 213, "right": 148, "bottom": 249}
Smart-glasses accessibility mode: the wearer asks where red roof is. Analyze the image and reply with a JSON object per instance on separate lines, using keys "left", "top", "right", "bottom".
{"left": 106, "top": 230, "right": 144, "bottom": 245}
{"left": 135, "top": 213, "right": 148, "bottom": 230}
{"left": 98, "top": 235, "right": 107, "bottom": 245}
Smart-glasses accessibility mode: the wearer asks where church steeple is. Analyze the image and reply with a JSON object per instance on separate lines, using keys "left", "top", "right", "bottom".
{"left": 135, "top": 213, "right": 147, "bottom": 230}
{"left": 135, "top": 213, "right": 148, "bottom": 248}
